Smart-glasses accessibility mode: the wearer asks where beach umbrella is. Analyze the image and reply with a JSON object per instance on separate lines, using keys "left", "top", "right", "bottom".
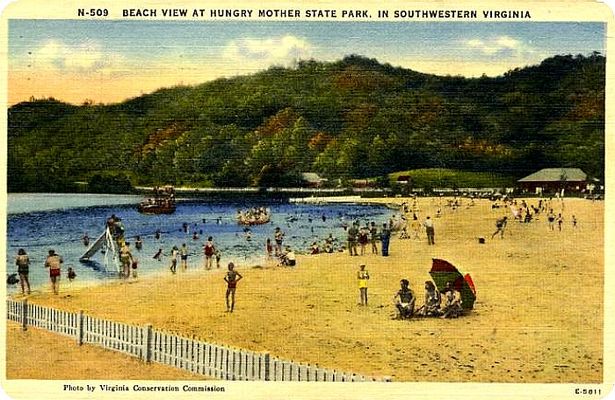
{"left": 429, "top": 258, "right": 476, "bottom": 310}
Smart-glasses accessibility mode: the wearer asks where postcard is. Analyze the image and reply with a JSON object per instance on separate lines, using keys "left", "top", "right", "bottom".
{"left": 1, "top": 0, "right": 613, "bottom": 399}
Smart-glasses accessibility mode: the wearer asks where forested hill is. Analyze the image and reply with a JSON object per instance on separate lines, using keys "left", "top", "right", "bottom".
{"left": 7, "top": 53, "right": 605, "bottom": 192}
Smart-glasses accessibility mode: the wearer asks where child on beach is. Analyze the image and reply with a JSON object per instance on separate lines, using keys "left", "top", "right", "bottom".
{"left": 67, "top": 267, "right": 76, "bottom": 282}
{"left": 357, "top": 264, "right": 370, "bottom": 306}
{"left": 224, "top": 262, "right": 243, "bottom": 313}
{"left": 131, "top": 258, "right": 138, "bottom": 278}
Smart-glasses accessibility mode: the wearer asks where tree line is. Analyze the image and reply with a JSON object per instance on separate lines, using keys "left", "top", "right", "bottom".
{"left": 7, "top": 53, "right": 605, "bottom": 192}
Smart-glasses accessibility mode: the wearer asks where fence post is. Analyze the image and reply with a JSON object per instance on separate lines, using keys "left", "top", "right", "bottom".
{"left": 76, "top": 310, "right": 84, "bottom": 345}
{"left": 143, "top": 324, "right": 153, "bottom": 362}
{"left": 263, "top": 353, "right": 270, "bottom": 381}
{"left": 21, "top": 299, "right": 28, "bottom": 331}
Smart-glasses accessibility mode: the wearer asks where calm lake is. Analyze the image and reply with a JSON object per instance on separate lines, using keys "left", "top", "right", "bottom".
{"left": 6, "top": 193, "right": 395, "bottom": 292}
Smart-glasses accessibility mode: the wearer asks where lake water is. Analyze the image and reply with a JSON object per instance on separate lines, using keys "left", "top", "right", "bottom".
{"left": 6, "top": 193, "right": 395, "bottom": 293}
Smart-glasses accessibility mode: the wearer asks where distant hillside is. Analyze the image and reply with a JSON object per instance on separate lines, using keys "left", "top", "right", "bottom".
{"left": 7, "top": 53, "right": 605, "bottom": 192}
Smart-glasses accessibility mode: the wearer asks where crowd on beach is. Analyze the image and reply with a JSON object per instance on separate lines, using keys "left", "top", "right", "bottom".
{"left": 9, "top": 194, "right": 586, "bottom": 324}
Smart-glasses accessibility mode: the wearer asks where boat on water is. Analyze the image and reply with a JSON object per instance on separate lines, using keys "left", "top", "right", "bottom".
{"left": 237, "top": 207, "right": 271, "bottom": 225}
{"left": 138, "top": 186, "right": 176, "bottom": 214}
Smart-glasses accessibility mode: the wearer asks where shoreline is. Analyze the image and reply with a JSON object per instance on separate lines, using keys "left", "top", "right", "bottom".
{"left": 6, "top": 196, "right": 604, "bottom": 382}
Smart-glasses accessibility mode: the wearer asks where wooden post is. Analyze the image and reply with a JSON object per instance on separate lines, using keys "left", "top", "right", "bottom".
{"left": 143, "top": 324, "right": 153, "bottom": 362}
{"left": 76, "top": 310, "right": 84, "bottom": 345}
{"left": 21, "top": 299, "right": 27, "bottom": 331}
{"left": 263, "top": 353, "right": 270, "bottom": 381}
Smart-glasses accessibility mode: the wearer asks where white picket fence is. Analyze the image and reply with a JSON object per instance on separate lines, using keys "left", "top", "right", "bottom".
{"left": 7, "top": 299, "right": 390, "bottom": 382}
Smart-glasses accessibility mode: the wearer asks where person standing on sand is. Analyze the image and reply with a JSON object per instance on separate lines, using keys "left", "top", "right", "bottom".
{"left": 347, "top": 222, "right": 359, "bottom": 256}
{"left": 369, "top": 222, "right": 379, "bottom": 254}
{"left": 411, "top": 214, "right": 421, "bottom": 240}
{"left": 557, "top": 213, "right": 564, "bottom": 231}
{"left": 423, "top": 216, "right": 435, "bottom": 245}
{"left": 357, "top": 264, "right": 370, "bottom": 306}
{"left": 380, "top": 222, "right": 391, "bottom": 256}
{"left": 547, "top": 209, "right": 556, "bottom": 231}
{"left": 15, "top": 249, "right": 31, "bottom": 295}
{"left": 44, "top": 249, "right": 63, "bottom": 295}
{"left": 224, "top": 262, "right": 243, "bottom": 313}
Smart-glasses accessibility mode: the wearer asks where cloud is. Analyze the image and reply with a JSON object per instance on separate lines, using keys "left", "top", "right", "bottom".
{"left": 222, "top": 35, "right": 313, "bottom": 70}
{"left": 32, "top": 40, "right": 123, "bottom": 73}
{"left": 464, "top": 35, "right": 532, "bottom": 57}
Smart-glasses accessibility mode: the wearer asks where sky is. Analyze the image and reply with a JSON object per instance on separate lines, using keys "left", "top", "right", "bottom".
{"left": 8, "top": 20, "right": 605, "bottom": 105}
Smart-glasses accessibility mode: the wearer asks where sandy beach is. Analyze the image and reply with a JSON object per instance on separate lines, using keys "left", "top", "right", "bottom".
{"left": 7, "top": 196, "right": 603, "bottom": 383}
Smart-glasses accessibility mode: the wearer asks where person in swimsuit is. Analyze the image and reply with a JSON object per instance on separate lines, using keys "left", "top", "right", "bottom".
{"left": 224, "top": 262, "right": 243, "bottom": 313}
{"left": 15, "top": 248, "right": 31, "bottom": 295}
{"left": 44, "top": 249, "right": 63, "bottom": 295}
{"left": 180, "top": 243, "right": 188, "bottom": 271}
{"left": 357, "top": 264, "right": 370, "bottom": 306}
{"left": 393, "top": 279, "right": 415, "bottom": 319}
{"left": 203, "top": 237, "right": 215, "bottom": 270}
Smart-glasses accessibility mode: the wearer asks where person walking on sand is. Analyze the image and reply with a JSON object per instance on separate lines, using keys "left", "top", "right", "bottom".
{"left": 491, "top": 216, "right": 508, "bottom": 239}
{"left": 180, "top": 243, "right": 189, "bottom": 271}
{"left": 15, "top": 249, "right": 31, "bottom": 295}
{"left": 557, "top": 213, "right": 564, "bottom": 231}
{"left": 423, "top": 216, "right": 435, "bottom": 245}
{"left": 572, "top": 215, "right": 578, "bottom": 229}
{"left": 357, "top": 264, "right": 370, "bottom": 306}
{"left": 224, "top": 262, "right": 243, "bottom": 313}
{"left": 44, "top": 249, "right": 63, "bottom": 295}
{"left": 380, "top": 222, "right": 391, "bottom": 256}
{"left": 203, "top": 236, "right": 215, "bottom": 269}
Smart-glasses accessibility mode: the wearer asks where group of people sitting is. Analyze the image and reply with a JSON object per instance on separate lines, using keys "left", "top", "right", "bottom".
{"left": 394, "top": 279, "right": 464, "bottom": 319}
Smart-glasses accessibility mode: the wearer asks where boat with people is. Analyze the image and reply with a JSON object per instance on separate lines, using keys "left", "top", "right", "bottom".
{"left": 137, "top": 185, "right": 176, "bottom": 214}
{"left": 237, "top": 207, "right": 271, "bottom": 225}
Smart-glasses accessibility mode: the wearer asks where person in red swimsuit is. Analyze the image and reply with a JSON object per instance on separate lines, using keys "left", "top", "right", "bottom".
{"left": 44, "top": 249, "right": 63, "bottom": 295}
{"left": 224, "top": 262, "right": 243, "bottom": 313}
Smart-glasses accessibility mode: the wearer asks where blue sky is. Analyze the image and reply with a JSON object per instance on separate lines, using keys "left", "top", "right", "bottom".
{"left": 8, "top": 20, "right": 605, "bottom": 104}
